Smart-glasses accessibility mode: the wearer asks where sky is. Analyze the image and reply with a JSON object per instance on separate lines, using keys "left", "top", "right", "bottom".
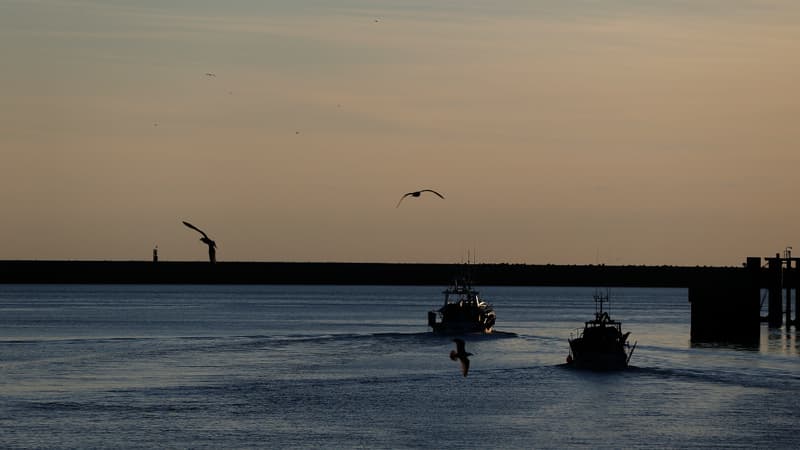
{"left": 1, "top": 0, "right": 798, "bottom": 266}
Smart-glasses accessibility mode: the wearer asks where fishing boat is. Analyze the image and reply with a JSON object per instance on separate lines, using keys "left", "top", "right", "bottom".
{"left": 428, "top": 277, "right": 496, "bottom": 334}
{"left": 567, "top": 291, "right": 636, "bottom": 370}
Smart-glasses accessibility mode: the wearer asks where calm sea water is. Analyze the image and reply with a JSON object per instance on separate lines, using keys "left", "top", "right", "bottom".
{"left": 1, "top": 285, "right": 798, "bottom": 449}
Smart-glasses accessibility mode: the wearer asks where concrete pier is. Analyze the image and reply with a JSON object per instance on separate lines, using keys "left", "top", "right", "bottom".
{"left": 688, "top": 257, "right": 761, "bottom": 345}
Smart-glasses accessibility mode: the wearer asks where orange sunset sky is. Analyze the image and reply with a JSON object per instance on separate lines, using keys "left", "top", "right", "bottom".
{"left": 1, "top": 1, "right": 798, "bottom": 265}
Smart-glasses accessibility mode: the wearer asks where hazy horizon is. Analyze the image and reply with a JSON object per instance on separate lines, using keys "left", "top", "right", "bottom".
{"left": 2, "top": 1, "right": 798, "bottom": 266}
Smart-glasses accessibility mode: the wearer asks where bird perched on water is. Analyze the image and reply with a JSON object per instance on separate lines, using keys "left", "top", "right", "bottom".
{"left": 396, "top": 189, "right": 445, "bottom": 208}
{"left": 450, "top": 338, "right": 473, "bottom": 377}
{"left": 182, "top": 221, "right": 217, "bottom": 263}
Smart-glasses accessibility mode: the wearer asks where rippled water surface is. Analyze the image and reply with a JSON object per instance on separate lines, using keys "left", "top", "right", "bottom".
{"left": 1, "top": 285, "right": 798, "bottom": 448}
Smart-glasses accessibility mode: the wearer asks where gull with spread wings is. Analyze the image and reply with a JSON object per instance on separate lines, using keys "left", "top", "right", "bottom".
{"left": 396, "top": 189, "right": 445, "bottom": 208}
{"left": 182, "top": 221, "right": 217, "bottom": 263}
{"left": 450, "top": 338, "right": 473, "bottom": 377}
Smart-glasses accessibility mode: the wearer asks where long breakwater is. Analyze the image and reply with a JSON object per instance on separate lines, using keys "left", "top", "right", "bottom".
{"left": 0, "top": 260, "right": 740, "bottom": 286}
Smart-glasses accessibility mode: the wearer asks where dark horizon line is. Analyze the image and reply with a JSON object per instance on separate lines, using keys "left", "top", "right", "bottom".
{"left": 0, "top": 259, "right": 742, "bottom": 268}
{"left": 0, "top": 260, "right": 752, "bottom": 287}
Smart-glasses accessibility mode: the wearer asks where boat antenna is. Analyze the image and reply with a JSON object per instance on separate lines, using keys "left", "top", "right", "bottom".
{"left": 594, "top": 288, "right": 611, "bottom": 317}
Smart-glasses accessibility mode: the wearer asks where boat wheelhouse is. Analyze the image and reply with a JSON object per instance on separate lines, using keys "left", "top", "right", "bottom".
{"left": 428, "top": 278, "right": 496, "bottom": 334}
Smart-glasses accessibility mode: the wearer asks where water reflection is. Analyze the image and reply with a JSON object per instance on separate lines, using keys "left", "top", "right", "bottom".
{"left": 690, "top": 341, "right": 759, "bottom": 352}
{"left": 689, "top": 326, "right": 798, "bottom": 355}
{"left": 761, "top": 325, "right": 799, "bottom": 356}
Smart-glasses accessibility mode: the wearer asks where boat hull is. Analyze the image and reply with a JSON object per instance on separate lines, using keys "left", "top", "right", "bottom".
{"left": 568, "top": 339, "right": 630, "bottom": 370}
{"left": 428, "top": 307, "right": 495, "bottom": 335}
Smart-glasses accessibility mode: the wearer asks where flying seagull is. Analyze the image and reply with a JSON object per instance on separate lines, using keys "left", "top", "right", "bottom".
{"left": 182, "top": 221, "right": 217, "bottom": 263}
{"left": 204, "top": 72, "right": 216, "bottom": 77}
{"left": 396, "top": 189, "right": 445, "bottom": 208}
{"left": 450, "top": 338, "right": 473, "bottom": 377}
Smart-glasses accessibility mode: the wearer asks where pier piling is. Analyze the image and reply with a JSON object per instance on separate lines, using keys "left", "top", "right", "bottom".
{"left": 764, "top": 254, "right": 799, "bottom": 328}
{"left": 767, "top": 255, "right": 783, "bottom": 327}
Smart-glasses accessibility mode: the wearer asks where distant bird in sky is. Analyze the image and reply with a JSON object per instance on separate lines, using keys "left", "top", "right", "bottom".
{"left": 182, "top": 221, "right": 217, "bottom": 263}
{"left": 396, "top": 189, "right": 445, "bottom": 208}
{"left": 450, "top": 338, "right": 472, "bottom": 377}
{"left": 204, "top": 72, "right": 216, "bottom": 77}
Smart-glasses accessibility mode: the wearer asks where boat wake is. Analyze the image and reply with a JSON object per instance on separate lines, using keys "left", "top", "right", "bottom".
{"left": 618, "top": 365, "right": 800, "bottom": 391}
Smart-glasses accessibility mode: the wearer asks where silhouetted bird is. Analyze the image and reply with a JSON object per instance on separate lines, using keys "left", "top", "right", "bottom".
{"left": 182, "top": 221, "right": 217, "bottom": 263}
{"left": 450, "top": 338, "right": 472, "bottom": 377}
{"left": 205, "top": 72, "right": 216, "bottom": 77}
{"left": 396, "top": 189, "right": 445, "bottom": 208}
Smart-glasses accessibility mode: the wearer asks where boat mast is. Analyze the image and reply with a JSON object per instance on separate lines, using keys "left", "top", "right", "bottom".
{"left": 594, "top": 289, "right": 611, "bottom": 319}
